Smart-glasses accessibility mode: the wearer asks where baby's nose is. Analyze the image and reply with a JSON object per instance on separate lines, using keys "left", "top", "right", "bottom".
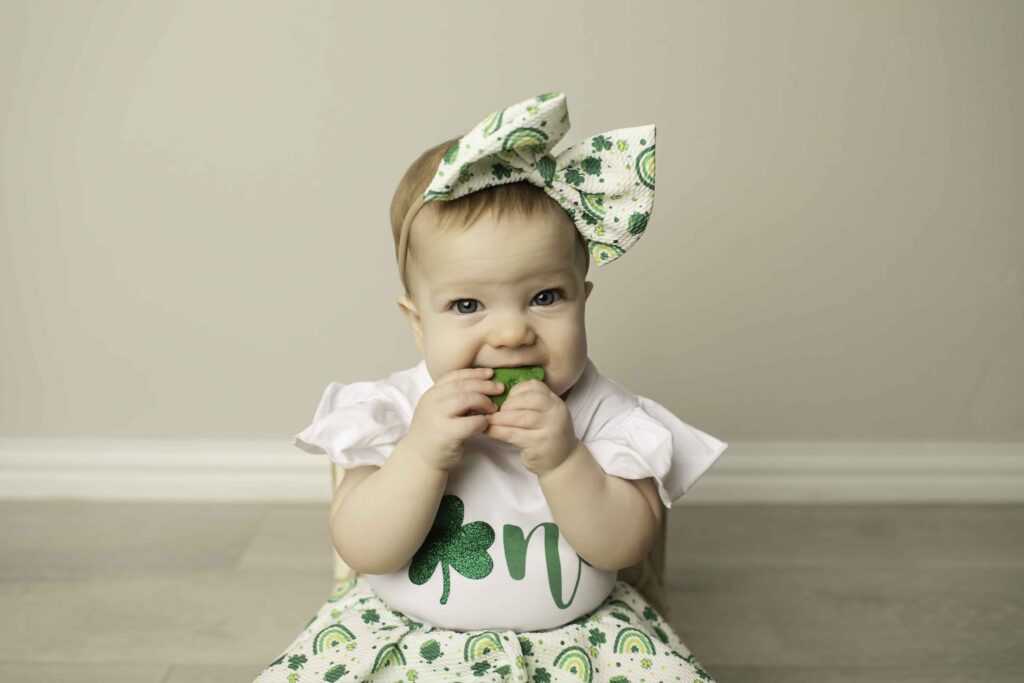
{"left": 488, "top": 317, "right": 535, "bottom": 346}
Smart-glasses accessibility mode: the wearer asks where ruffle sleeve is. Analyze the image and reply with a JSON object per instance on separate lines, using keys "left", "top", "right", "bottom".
{"left": 292, "top": 381, "right": 409, "bottom": 469}
{"left": 584, "top": 396, "right": 728, "bottom": 508}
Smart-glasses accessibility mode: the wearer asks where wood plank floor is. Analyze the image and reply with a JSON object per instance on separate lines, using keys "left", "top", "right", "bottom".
{"left": 1, "top": 502, "right": 1021, "bottom": 682}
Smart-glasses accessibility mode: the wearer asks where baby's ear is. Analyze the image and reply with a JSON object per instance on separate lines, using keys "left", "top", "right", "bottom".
{"left": 584, "top": 280, "right": 595, "bottom": 301}
{"left": 396, "top": 294, "right": 424, "bottom": 354}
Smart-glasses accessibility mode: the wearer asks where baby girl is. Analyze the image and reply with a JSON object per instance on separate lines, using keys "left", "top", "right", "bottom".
{"left": 255, "top": 91, "right": 727, "bottom": 683}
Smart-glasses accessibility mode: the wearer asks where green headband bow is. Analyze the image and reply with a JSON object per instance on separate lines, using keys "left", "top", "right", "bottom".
{"left": 397, "top": 91, "right": 655, "bottom": 288}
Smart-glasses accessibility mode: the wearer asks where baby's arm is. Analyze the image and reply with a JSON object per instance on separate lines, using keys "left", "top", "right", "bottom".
{"left": 537, "top": 441, "right": 663, "bottom": 572}
{"left": 330, "top": 433, "right": 449, "bottom": 574}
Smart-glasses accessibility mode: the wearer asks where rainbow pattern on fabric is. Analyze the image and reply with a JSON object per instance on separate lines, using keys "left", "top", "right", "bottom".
{"left": 612, "top": 626, "right": 658, "bottom": 655}
{"left": 371, "top": 643, "right": 407, "bottom": 672}
{"left": 463, "top": 631, "right": 505, "bottom": 660}
{"left": 312, "top": 624, "right": 357, "bottom": 655}
{"left": 552, "top": 645, "right": 593, "bottom": 681}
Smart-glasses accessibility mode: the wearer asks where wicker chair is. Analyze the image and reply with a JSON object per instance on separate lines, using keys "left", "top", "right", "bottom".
{"left": 329, "top": 462, "right": 671, "bottom": 618}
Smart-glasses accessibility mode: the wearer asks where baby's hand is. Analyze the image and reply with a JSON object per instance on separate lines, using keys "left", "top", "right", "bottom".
{"left": 407, "top": 366, "right": 505, "bottom": 472}
{"left": 484, "top": 379, "right": 578, "bottom": 477}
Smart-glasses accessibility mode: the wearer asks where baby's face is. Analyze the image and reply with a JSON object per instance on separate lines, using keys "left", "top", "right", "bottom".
{"left": 397, "top": 209, "right": 593, "bottom": 401}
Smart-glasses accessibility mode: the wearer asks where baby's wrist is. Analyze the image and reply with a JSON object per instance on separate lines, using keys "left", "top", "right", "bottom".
{"left": 536, "top": 439, "right": 586, "bottom": 482}
{"left": 402, "top": 431, "right": 457, "bottom": 474}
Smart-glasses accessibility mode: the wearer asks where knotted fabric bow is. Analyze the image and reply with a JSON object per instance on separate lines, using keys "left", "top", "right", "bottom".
{"left": 396, "top": 91, "right": 655, "bottom": 290}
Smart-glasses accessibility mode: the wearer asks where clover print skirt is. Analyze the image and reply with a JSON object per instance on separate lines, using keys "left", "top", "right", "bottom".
{"left": 252, "top": 574, "right": 715, "bottom": 682}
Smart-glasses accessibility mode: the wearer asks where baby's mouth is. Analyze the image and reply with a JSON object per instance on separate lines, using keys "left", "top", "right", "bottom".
{"left": 488, "top": 363, "right": 542, "bottom": 369}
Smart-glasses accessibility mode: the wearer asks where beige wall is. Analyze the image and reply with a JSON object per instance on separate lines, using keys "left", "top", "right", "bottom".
{"left": 1, "top": 0, "right": 1021, "bottom": 441}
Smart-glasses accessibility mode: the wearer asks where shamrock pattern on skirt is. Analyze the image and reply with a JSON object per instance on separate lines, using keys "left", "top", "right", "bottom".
{"left": 253, "top": 574, "right": 715, "bottom": 682}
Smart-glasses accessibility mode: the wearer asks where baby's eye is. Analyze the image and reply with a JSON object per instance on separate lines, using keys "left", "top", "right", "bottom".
{"left": 449, "top": 298, "right": 481, "bottom": 315}
{"left": 446, "top": 289, "right": 565, "bottom": 315}
{"left": 532, "top": 289, "right": 564, "bottom": 306}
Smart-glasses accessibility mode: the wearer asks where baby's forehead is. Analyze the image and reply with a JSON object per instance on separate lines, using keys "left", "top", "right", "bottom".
{"left": 425, "top": 258, "right": 578, "bottom": 288}
{"left": 410, "top": 209, "right": 586, "bottom": 291}
{"left": 416, "top": 249, "right": 579, "bottom": 296}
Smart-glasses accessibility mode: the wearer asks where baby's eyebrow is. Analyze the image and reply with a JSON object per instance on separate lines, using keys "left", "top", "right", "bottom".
{"left": 438, "top": 271, "right": 572, "bottom": 293}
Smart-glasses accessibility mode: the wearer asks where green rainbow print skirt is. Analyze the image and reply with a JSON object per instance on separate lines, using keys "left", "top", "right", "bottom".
{"left": 252, "top": 574, "right": 715, "bottom": 682}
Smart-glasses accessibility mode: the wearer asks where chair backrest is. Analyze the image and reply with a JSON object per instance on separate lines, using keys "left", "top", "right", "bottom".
{"left": 330, "top": 462, "right": 671, "bottom": 618}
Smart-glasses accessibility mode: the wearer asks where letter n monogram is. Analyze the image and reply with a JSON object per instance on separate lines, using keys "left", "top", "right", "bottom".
{"left": 502, "top": 522, "right": 584, "bottom": 608}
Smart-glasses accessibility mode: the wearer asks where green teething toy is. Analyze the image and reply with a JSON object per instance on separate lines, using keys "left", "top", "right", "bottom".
{"left": 475, "top": 365, "right": 545, "bottom": 409}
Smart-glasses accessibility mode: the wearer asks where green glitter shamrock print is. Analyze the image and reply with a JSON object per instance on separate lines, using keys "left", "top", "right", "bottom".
{"left": 409, "top": 494, "right": 495, "bottom": 604}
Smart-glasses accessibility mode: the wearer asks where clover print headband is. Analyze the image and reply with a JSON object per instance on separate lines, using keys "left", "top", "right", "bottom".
{"left": 396, "top": 91, "right": 656, "bottom": 290}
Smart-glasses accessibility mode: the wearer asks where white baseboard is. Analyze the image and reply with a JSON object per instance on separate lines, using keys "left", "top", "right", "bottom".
{"left": 1, "top": 438, "right": 1022, "bottom": 504}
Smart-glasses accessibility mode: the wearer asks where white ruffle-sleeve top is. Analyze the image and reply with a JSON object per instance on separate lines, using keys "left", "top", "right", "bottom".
{"left": 293, "top": 357, "right": 728, "bottom": 632}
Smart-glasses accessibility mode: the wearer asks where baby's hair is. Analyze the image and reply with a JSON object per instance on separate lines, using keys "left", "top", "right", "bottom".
{"left": 389, "top": 135, "right": 590, "bottom": 298}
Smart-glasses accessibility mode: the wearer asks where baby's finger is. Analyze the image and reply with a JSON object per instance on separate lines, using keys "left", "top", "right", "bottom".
{"left": 501, "top": 388, "right": 548, "bottom": 410}
{"left": 509, "top": 378, "right": 548, "bottom": 395}
{"left": 442, "top": 376, "right": 505, "bottom": 403}
{"left": 462, "top": 413, "right": 491, "bottom": 433}
{"left": 445, "top": 390, "right": 500, "bottom": 418}
{"left": 435, "top": 366, "right": 494, "bottom": 390}
{"left": 489, "top": 406, "right": 541, "bottom": 426}
{"left": 436, "top": 378, "right": 505, "bottom": 405}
